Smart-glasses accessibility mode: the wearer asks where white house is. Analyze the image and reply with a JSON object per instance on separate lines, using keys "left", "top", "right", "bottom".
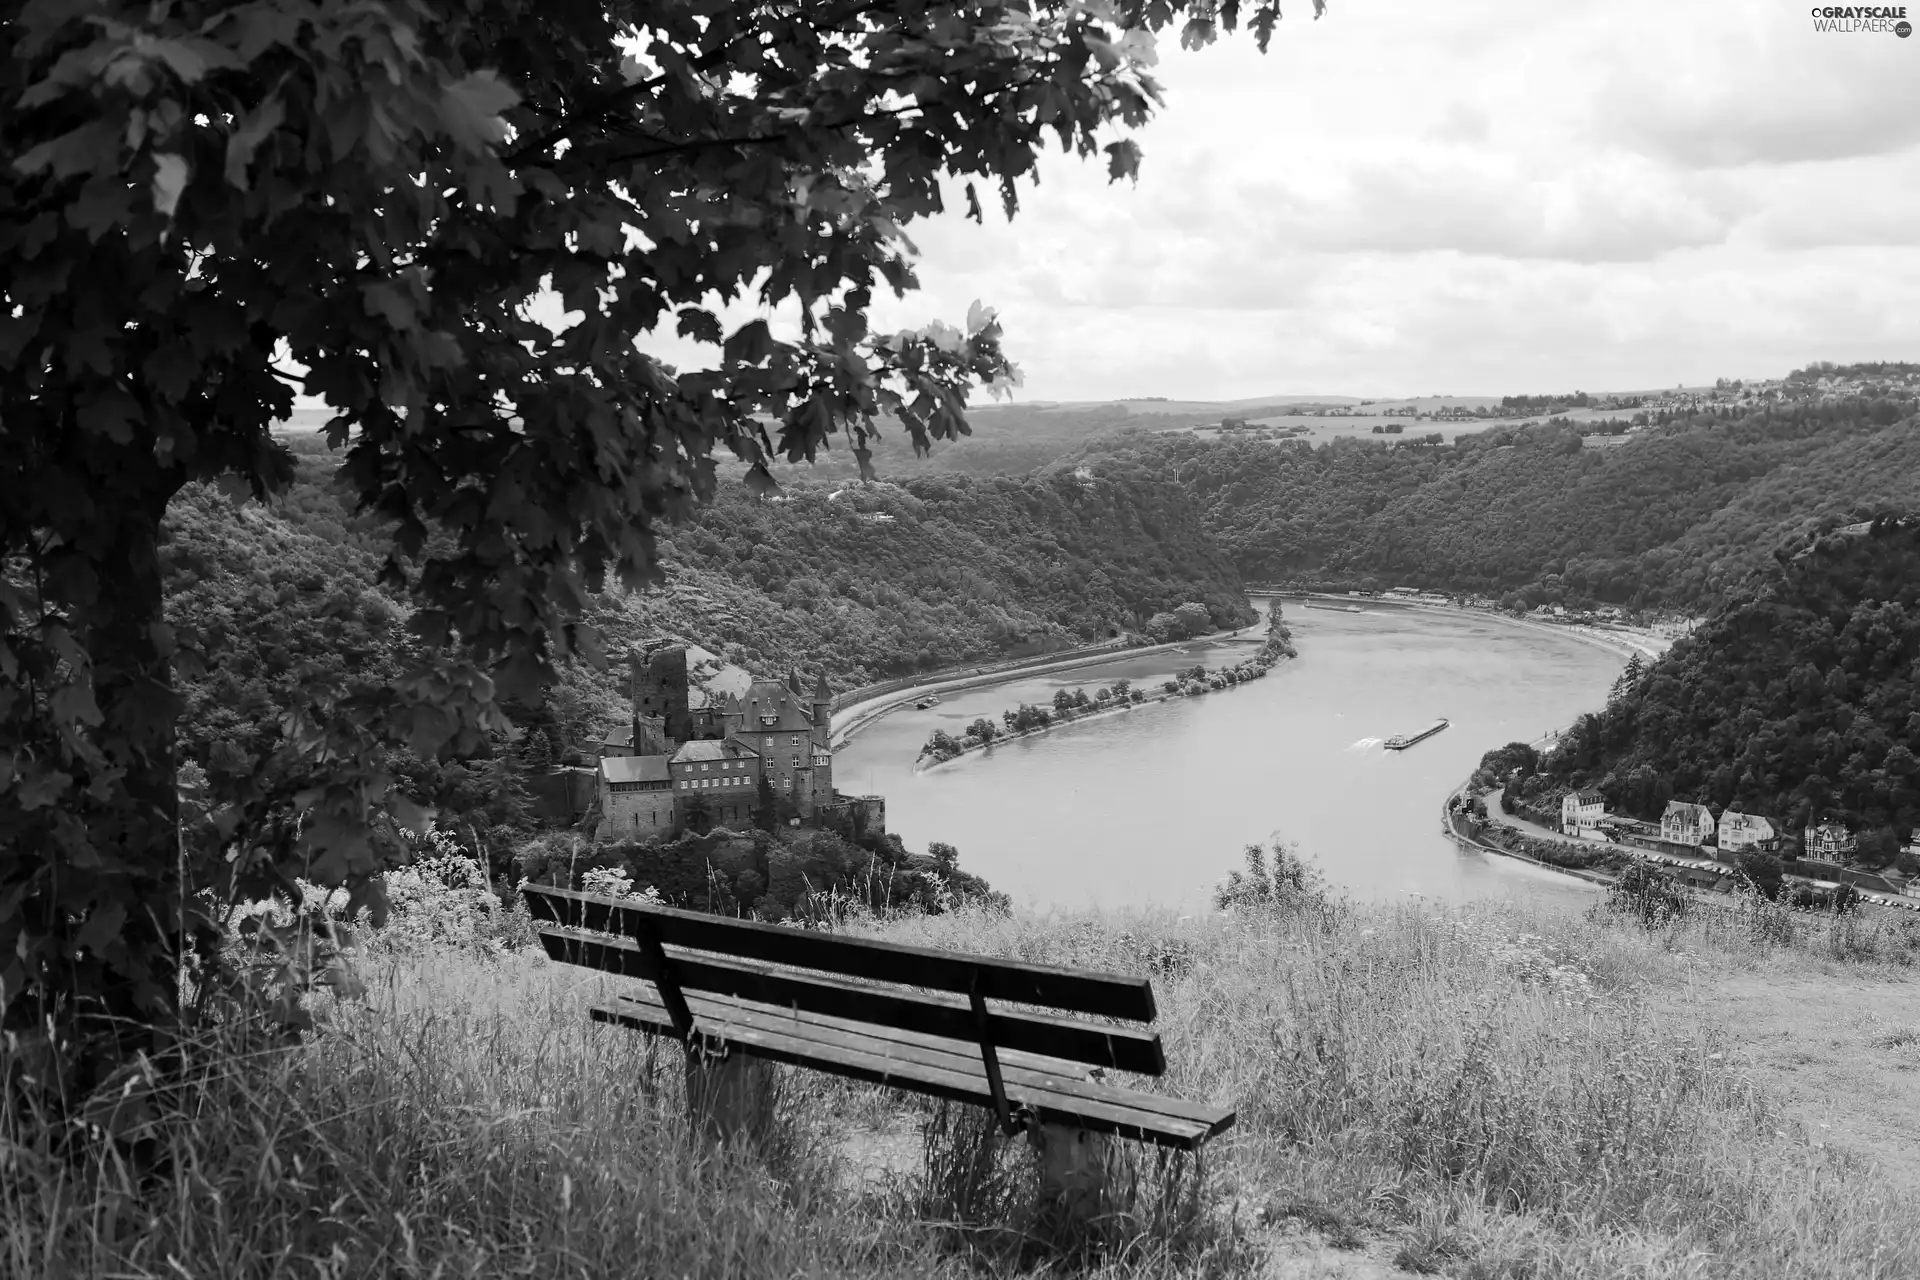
{"left": 1561, "top": 789, "right": 1607, "bottom": 835}
{"left": 1660, "top": 800, "right": 1716, "bottom": 847}
{"left": 1717, "top": 810, "right": 1777, "bottom": 853}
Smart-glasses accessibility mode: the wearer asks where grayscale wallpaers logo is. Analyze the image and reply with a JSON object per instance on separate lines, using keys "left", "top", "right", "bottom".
{"left": 1810, "top": 5, "right": 1913, "bottom": 33}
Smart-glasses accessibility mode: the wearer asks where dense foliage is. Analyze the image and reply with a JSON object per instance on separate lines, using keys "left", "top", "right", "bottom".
{"left": 1520, "top": 517, "right": 1920, "bottom": 870}
{"left": 3, "top": 0, "right": 1308, "bottom": 1099}
{"left": 1081, "top": 397, "right": 1920, "bottom": 610}
{"left": 516, "top": 825, "right": 1004, "bottom": 923}
{"left": 594, "top": 453, "right": 1255, "bottom": 699}
{"left": 162, "top": 441, "right": 1257, "bottom": 863}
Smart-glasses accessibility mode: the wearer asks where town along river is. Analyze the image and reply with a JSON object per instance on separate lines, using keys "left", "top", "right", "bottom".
{"left": 833, "top": 603, "right": 1629, "bottom": 912}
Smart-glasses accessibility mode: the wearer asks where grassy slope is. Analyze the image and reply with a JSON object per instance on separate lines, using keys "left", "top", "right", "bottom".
{"left": 8, "top": 891, "right": 1917, "bottom": 1279}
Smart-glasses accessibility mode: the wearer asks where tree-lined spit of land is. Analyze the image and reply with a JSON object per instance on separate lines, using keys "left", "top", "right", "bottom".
{"left": 917, "top": 607, "right": 1296, "bottom": 766}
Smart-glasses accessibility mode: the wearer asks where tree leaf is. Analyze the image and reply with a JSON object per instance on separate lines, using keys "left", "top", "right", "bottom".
{"left": 225, "top": 96, "right": 286, "bottom": 190}
{"left": 438, "top": 71, "right": 520, "bottom": 152}
{"left": 151, "top": 153, "right": 189, "bottom": 218}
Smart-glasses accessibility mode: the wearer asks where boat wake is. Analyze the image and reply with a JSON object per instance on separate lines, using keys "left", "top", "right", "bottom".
{"left": 1348, "top": 736, "right": 1384, "bottom": 751}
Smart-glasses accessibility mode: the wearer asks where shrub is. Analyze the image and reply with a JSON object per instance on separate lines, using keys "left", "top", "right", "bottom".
{"left": 1213, "top": 839, "right": 1335, "bottom": 921}
{"left": 1604, "top": 861, "right": 1689, "bottom": 927}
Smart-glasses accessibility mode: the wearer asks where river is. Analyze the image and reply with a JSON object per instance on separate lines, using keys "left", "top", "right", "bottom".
{"left": 833, "top": 602, "right": 1630, "bottom": 912}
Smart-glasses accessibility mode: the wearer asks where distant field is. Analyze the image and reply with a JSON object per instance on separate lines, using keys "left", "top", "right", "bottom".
{"left": 268, "top": 398, "right": 1645, "bottom": 477}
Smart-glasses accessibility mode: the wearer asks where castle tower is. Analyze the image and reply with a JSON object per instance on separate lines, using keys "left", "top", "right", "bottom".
{"left": 810, "top": 671, "right": 833, "bottom": 750}
{"left": 634, "top": 714, "right": 668, "bottom": 757}
{"left": 632, "top": 644, "right": 693, "bottom": 748}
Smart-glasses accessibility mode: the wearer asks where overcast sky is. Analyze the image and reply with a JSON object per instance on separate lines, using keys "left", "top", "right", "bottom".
{"left": 851, "top": 0, "right": 1920, "bottom": 401}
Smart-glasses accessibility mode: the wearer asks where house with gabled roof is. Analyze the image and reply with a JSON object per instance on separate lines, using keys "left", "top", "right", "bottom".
{"left": 1660, "top": 800, "right": 1716, "bottom": 848}
{"left": 1716, "top": 810, "right": 1777, "bottom": 853}
{"left": 1805, "top": 821, "right": 1855, "bottom": 861}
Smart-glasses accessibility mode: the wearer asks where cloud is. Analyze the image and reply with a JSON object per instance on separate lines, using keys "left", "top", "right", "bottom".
{"left": 1595, "top": 12, "right": 1920, "bottom": 168}
{"left": 1242, "top": 157, "right": 1746, "bottom": 263}
{"left": 330, "top": 0, "right": 1917, "bottom": 413}
{"left": 1745, "top": 155, "right": 1920, "bottom": 249}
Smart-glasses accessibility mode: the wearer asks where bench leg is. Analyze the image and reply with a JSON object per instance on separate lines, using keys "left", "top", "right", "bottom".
{"left": 1029, "top": 1124, "right": 1111, "bottom": 1234}
{"left": 684, "top": 1047, "right": 774, "bottom": 1150}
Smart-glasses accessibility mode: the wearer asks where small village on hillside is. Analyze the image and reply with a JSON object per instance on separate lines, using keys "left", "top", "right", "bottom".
{"left": 1458, "top": 782, "right": 1920, "bottom": 905}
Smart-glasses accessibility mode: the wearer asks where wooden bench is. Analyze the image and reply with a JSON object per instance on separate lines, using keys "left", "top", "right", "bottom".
{"left": 521, "top": 884, "right": 1234, "bottom": 1160}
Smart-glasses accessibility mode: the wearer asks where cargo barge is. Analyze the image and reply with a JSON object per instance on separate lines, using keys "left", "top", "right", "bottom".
{"left": 1384, "top": 718, "right": 1449, "bottom": 750}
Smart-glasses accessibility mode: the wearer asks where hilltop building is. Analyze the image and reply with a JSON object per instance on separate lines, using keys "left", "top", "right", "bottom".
{"left": 1660, "top": 800, "right": 1716, "bottom": 848}
{"left": 596, "top": 645, "right": 883, "bottom": 839}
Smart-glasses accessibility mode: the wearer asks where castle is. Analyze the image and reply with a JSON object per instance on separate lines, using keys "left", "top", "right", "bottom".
{"left": 595, "top": 644, "right": 882, "bottom": 839}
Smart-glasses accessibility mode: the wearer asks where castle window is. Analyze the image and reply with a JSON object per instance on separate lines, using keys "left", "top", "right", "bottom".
{"left": 790, "top": 736, "right": 799, "bottom": 746}
{"left": 791, "top": 755, "right": 800, "bottom": 767}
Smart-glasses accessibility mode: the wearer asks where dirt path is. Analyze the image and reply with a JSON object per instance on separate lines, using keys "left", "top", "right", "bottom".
{"left": 1650, "top": 968, "right": 1920, "bottom": 1192}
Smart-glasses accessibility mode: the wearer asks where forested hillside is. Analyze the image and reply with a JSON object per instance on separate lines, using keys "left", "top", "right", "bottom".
{"left": 1519, "top": 517, "right": 1920, "bottom": 869}
{"left": 161, "top": 439, "right": 1253, "bottom": 852}
{"left": 1088, "top": 396, "right": 1920, "bottom": 611}
{"left": 604, "top": 452, "right": 1252, "bottom": 693}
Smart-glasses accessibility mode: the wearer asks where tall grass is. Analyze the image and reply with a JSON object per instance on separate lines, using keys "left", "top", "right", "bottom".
{"left": 4, "top": 880, "right": 1916, "bottom": 1278}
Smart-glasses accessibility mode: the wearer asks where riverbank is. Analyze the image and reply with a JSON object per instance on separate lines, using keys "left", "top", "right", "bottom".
{"left": 830, "top": 617, "right": 1268, "bottom": 749}
{"left": 1447, "top": 781, "right": 1920, "bottom": 915}
{"left": 913, "top": 616, "right": 1295, "bottom": 771}
{"left": 1255, "top": 590, "right": 1675, "bottom": 661}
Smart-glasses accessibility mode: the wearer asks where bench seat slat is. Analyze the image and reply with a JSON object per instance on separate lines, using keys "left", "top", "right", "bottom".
{"left": 591, "top": 991, "right": 1233, "bottom": 1150}
{"left": 524, "top": 885, "right": 1154, "bottom": 1022}
{"left": 539, "top": 925, "right": 1166, "bottom": 1076}
{"left": 611, "top": 987, "right": 1233, "bottom": 1132}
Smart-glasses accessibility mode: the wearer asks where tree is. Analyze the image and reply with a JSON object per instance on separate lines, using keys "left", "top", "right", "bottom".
{"left": 1734, "top": 850, "right": 1785, "bottom": 900}
{"left": 753, "top": 776, "right": 779, "bottom": 834}
{"left": 681, "top": 794, "right": 713, "bottom": 837}
{"left": 1111, "top": 678, "right": 1132, "bottom": 698}
{"left": 1053, "top": 688, "right": 1077, "bottom": 713}
{"left": 1855, "top": 827, "right": 1901, "bottom": 868}
{"left": 927, "top": 841, "right": 960, "bottom": 876}
{"left": 520, "top": 727, "right": 554, "bottom": 771}
{"left": 2, "top": 0, "right": 1321, "bottom": 1107}
{"left": 967, "top": 717, "right": 998, "bottom": 745}
{"left": 1172, "top": 601, "right": 1214, "bottom": 636}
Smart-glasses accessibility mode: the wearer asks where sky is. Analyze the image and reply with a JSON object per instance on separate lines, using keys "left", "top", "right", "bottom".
{"left": 289, "top": 1, "right": 1920, "bottom": 415}
{"left": 833, "top": 0, "right": 1920, "bottom": 401}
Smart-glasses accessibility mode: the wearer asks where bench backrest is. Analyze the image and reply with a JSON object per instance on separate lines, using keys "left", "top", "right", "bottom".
{"left": 521, "top": 883, "right": 1166, "bottom": 1077}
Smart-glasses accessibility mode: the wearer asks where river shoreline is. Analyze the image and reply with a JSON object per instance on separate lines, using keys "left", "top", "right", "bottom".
{"left": 1254, "top": 590, "right": 1676, "bottom": 661}
{"left": 830, "top": 617, "right": 1268, "bottom": 749}
{"left": 911, "top": 649, "right": 1290, "bottom": 773}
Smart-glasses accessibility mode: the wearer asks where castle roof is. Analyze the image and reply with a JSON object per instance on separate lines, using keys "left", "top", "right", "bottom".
{"left": 671, "top": 739, "right": 758, "bottom": 764}
{"left": 600, "top": 755, "right": 670, "bottom": 784}
{"left": 813, "top": 671, "right": 832, "bottom": 701}
{"left": 738, "top": 679, "right": 816, "bottom": 730}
